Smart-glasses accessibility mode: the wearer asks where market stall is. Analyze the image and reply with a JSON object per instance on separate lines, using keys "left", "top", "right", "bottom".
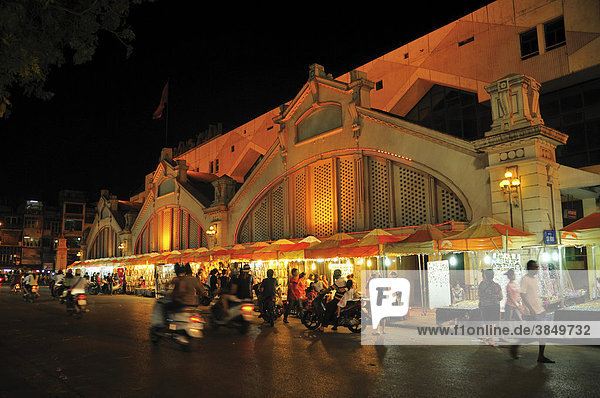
{"left": 560, "top": 212, "right": 600, "bottom": 300}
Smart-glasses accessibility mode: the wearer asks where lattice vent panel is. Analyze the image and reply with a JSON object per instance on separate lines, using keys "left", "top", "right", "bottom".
{"left": 179, "top": 211, "right": 188, "bottom": 249}
{"left": 397, "top": 166, "right": 429, "bottom": 226}
{"left": 189, "top": 217, "right": 199, "bottom": 248}
{"left": 438, "top": 186, "right": 468, "bottom": 222}
{"left": 253, "top": 198, "right": 269, "bottom": 242}
{"left": 313, "top": 162, "right": 334, "bottom": 237}
{"left": 369, "top": 158, "right": 391, "bottom": 229}
{"left": 239, "top": 218, "right": 251, "bottom": 244}
{"left": 272, "top": 185, "right": 285, "bottom": 240}
{"left": 338, "top": 158, "right": 356, "bottom": 232}
{"left": 294, "top": 172, "right": 307, "bottom": 238}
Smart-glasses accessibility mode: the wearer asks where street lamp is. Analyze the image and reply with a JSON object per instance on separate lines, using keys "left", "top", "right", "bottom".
{"left": 499, "top": 168, "right": 521, "bottom": 227}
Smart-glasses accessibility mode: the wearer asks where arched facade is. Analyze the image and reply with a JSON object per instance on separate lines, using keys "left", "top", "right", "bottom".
{"left": 88, "top": 226, "right": 119, "bottom": 259}
{"left": 134, "top": 206, "right": 208, "bottom": 254}
{"left": 130, "top": 155, "right": 214, "bottom": 253}
{"left": 236, "top": 151, "right": 469, "bottom": 243}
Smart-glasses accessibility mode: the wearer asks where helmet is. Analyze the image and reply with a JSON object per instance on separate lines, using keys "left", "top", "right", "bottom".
{"left": 242, "top": 264, "right": 251, "bottom": 271}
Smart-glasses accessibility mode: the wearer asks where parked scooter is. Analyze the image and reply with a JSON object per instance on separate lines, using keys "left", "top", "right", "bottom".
{"left": 23, "top": 285, "right": 40, "bottom": 303}
{"left": 302, "top": 290, "right": 362, "bottom": 333}
{"left": 210, "top": 297, "right": 255, "bottom": 334}
{"left": 88, "top": 281, "right": 100, "bottom": 295}
{"left": 149, "top": 292, "right": 205, "bottom": 350}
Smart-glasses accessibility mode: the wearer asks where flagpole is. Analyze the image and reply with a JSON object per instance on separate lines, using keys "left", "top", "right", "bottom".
{"left": 165, "top": 79, "right": 169, "bottom": 147}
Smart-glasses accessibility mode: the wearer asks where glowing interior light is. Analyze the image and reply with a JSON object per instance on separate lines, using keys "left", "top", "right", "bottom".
{"left": 384, "top": 257, "right": 391, "bottom": 267}
{"left": 484, "top": 255, "right": 491, "bottom": 265}
{"left": 449, "top": 256, "right": 457, "bottom": 266}
{"left": 541, "top": 252, "right": 551, "bottom": 262}
{"left": 311, "top": 263, "right": 316, "bottom": 271}
{"left": 367, "top": 259, "right": 372, "bottom": 267}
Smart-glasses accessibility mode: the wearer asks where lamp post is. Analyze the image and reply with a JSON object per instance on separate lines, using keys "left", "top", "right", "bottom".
{"left": 499, "top": 169, "right": 521, "bottom": 228}
{"left": 206, "top": 224, "right": 217, "bottom": 247}
{"left": 119, "top": 241, "right": 126, "bottom": 257}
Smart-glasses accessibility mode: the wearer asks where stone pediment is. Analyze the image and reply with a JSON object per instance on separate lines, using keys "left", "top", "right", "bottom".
{"left": 273, "top": 64, "right": 375, "bottom": 157}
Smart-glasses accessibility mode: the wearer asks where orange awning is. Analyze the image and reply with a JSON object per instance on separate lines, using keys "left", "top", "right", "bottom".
{"left": 437, "top": 217, "right": 536, "bottom": 251}
{"left": 304, "top": 233, "right": 358, "bottom": 259}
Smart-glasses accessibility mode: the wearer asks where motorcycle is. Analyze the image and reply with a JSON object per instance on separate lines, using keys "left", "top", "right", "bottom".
{"left": 11, "top": 283, "right": 21, "bottom": 295}
{"left": 210, "top": 297, "right": 255, "bottom": 334}
{"left": 149, "top": 292, "right": 205, "bottom": 350}
{"left": 302, "top": 290, "right": 362, "bottom": 333}
{"left": 66, "top": 292, "right": 88, "bottom": 318}
{"left": 88, "top": 281, "right": 100, "bottom": 295}
{"left": 23, "top": 285, "right": 40, "bottom": 303}
{"left": 53, "top": 281, "right": 65, "bottom": 299}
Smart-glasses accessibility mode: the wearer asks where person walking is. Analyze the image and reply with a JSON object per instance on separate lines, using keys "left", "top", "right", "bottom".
{"left": 478, "top": 269, "right": 502, "bottom": 345}
{"left": 519, "top": 260, "right": 554, "bottom": 363}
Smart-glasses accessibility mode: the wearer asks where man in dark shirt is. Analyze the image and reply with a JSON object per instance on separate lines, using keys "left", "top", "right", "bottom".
{"left": 230, "top": 264, "right": 253, "bottom": 300}
{"left": 259, "top": 269, "right": 278, "bottom": 326}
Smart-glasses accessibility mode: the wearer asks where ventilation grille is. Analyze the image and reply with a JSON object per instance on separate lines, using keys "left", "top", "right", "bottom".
{"left": 370, "top": 158, "right": 390, "bottom": 229}
{"left": 439, "top": 186, "right": 467, "bottom": 222}
{"left": 180, "top": 211, "right": 188, "bottom": 249}
{"left": 253, "top": 198, "right": 269, "bottom": 242}
{"left": 313, "top": 162, "right": 334, "bottom": 237}
{"left": 189, "top": 217, "right": 199, "bottom": 248}
{"left": 397, "top": 166, "right": 429, "bottom": 226}
{"left": 272, "top": 185, "right": 285, "bottom": 240}
{"left": 294, "top": 172, "right": 307, "bottom": 238}
{"left": 239, "top": 219, "right": 251, "bottom": 244}
{"left": 338, "top": 158, "right": 356, "bottom": 232}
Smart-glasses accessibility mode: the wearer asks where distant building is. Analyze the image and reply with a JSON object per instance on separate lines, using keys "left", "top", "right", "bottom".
{"left": 0, "top": 198, "right": 22, "bottom": 270}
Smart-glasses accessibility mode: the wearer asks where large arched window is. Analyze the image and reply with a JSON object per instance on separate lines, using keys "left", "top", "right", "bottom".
{"left": 135, "top": 207, "right": 208, "bottom": 254}
{"left": 236, "top": 152, "right": 469, "bottom": 243}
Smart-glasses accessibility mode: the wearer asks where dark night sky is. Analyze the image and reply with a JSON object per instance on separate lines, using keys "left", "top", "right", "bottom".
{"left": 0, "top": 1, "right": 494, "bottom": 205}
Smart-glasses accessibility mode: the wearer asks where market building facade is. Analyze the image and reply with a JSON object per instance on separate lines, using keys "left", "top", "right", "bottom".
{"left": 74, "top": 0, "right": 600, "bottom": 304}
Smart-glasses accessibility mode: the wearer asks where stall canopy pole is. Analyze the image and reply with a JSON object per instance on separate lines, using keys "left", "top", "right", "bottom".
{"left": 593, "top": 246, "right": 598, "bottom": 299}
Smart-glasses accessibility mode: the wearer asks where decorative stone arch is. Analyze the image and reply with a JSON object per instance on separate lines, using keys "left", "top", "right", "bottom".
{"left": 134, "top": 204, "right": 208, "bottom": 254}
{"left": 85, "top": 199, "right": 124, "bottom": 259}
{"left": 295, "top": 102, "right": 343, "bottom": 144}
{"left": 234, "top": 148, "right": 471, "bottom": 243}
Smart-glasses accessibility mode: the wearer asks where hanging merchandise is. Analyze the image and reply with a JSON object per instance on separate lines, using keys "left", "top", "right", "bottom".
{"left": 427, "top": 260, "right": 451, "bottom": 309}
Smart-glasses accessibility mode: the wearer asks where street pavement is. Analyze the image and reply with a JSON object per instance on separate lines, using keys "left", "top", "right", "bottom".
{"left": 1, "top": 285, "right": 599, "bottom": 398}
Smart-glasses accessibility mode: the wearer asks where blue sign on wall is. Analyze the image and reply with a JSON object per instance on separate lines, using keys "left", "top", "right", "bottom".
{"left": 543, "top": 230, "right": 557, "bottom": 245}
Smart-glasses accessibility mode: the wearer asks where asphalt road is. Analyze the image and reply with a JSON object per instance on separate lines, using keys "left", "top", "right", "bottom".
{"left": 1, "top": 285, "right": 599, "bottom": 398}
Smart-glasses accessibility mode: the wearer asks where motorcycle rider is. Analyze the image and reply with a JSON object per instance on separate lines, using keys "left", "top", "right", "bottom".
{"left": 23, "top": 271, "right": 39, "bottom": 297}
{"left": 67, "top": 269, "right": 89, "bottom": 309}
{"left": 222, "top": 264, "right": 253, "bottom": 316}
{"left": 162, "top": 263, "right": 207, "bottom": 323}
{"left": 259, "top": 269, "right": 278, "bottom": 326}
{"left": 320, "top": 269, "right": 347, "bottom": 332}
{"left": 52, "top": 270, "right": 65, "bottom": 297}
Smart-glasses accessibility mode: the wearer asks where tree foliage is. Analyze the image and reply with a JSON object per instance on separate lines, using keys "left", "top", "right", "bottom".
{"left": 0, "top": 0, "right": 147, "bottom": 117}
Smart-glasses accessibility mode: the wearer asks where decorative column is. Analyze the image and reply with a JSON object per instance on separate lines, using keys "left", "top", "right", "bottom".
{"left": 473, "top": 74, "right": 568, "bottom": 242}
{"left": 204, "top": 175, "right": 238, "bottom": 247}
